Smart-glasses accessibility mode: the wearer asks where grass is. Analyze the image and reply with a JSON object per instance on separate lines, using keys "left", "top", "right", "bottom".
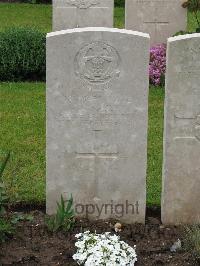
{"left": 147, "top": 86, "right": 164, "bottom": 206}
{"left": 0, "top": 3, "right": 52, "bottom": 32}
{"left": 0, "top": 83, "right": 164, "bottom": 206}
{"left": 0, "top": 4, "right": 124, "bottom": 32}
{"left": 0, "top": 83, "right": 45, "bottom": 203}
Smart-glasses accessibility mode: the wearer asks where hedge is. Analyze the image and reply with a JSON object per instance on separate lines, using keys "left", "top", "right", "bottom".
{"left": 0, "top": 27, "right": 46, "bottom": 81}
{"left": 115, "top": 0, "right": 125, "bottom": 7}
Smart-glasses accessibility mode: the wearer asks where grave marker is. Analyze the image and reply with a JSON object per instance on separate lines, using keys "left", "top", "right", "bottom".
{"left": 46, "top": 28, "right": 150, "bottom": 223}
{"left": 162, "top": 34, "right": 200, "bottom": 224}
{"left": 125, "top": 0, "right": 187, "bottom": 44}
{"left": 53, "top": 0, "right": 114, "bottom": 31}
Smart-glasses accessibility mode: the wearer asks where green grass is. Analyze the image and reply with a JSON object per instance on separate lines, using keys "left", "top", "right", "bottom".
{"left": 0, "top": 4, "right": 124, "bottom": 32}
{"left": 147, "top": 86, "right": 164, "bottom": 206}
{"left": 0, "top": 83, "right": 164, "bottom": 206}
{"left": 0, "top": 83, "right": 45, "bottom": 203}
{"left": 0, "top": 3, "right": 52, "bottom": 32}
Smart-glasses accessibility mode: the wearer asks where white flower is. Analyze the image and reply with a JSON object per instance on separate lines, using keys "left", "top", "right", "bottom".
{"left": 72, "top": 231, "right": 137, "bottom": 266}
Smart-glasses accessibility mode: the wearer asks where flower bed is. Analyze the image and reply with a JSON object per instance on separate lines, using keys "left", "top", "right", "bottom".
{"left": 149, "top": 44, "right": 166, "bottom": 86}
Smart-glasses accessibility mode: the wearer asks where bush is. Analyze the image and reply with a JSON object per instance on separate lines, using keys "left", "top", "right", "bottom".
{"left": 182, "top": 0, "right": 200, "bottom": 32}
{"left": 115, "top": 0, "right": 125, "bottom": 7}
{"left": 149, "top": 44, "right": 166, "bottom": 86}
{"left": 0, "top": 27, "right": 46, "bottom": 81}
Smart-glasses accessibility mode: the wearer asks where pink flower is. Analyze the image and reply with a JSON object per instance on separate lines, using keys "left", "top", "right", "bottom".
{"left": 149, "top": 44, "right": 166, "bottom": 86}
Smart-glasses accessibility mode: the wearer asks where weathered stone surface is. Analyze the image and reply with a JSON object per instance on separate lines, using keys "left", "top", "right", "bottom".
{"left": 125, "top": 0, "right": 187, "bottom": 44}
{"left": 46, "top": 28, "right": 150, "bottom": 223}
{"left": 53, "top": 0, "right": 114, "bottom": 31}
{"left": 162, "top": 34, "right": 200, "bottom": 224}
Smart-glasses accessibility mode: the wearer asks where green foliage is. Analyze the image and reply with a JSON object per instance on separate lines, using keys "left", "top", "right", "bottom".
{"left": 0, "top": 27, "right": 46, "bottom": 81}
{"left": 11, "top": 213, "right": 34, "bottom": 225}
{"left": 0, "top": 217, "right": 15, "bottom": 243}
{"left": 173, "top": 30, "right": 192, "bottom": 36}
{"left": 0, "top": 152, "right": 10, "bottom": 215}
{"left": 184, "top": 225, "right": 200, "bottom": 261}
{"left": 46, "top": 195, "right": 75, "bottom": 232}
{"left": 183, "top": 0, "right": 200, "bottom": 31}
{"left": 183, "top": 0, "right": 200, "bottom": 11}
{"left": 115, "top": 0, "right": 125, "bottom": 7}
{"left": 19, "top": 0, "right": 51, "bottom": 3}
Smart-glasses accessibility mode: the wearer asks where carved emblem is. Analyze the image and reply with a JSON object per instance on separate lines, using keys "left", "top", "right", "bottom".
{"left": 66, "top": 0, "right": 99, "bottom": 9}
{"left": 195, "top": 114, "right": 200, "bottom": 142}
{"left": 75, "top": 42, "right": 121, "bottom": 84}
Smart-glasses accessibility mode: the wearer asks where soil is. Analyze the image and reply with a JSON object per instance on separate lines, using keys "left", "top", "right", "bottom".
{"left": 0, "top": 208, "right": 198, "bottom": 266}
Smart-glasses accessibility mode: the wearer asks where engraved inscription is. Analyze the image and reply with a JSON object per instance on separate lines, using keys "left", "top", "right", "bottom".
{"left": 66, "top": 0, "right": 99, "bottom": 9}
{"left": 75, "top": 42, "right": 121, "bottom": 84}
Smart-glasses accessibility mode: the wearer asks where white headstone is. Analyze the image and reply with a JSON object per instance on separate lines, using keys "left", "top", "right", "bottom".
{"left": 46, "top": 27, "right": 150, "bottom": 224}
{"left": 162, "top": 34, "right": 200, "bottom": 224}
{"left": 125, "top": 0, "right": 187, "bottom": 44}
{"left": 53, "top": 0, "right": 114, "bottom": 31}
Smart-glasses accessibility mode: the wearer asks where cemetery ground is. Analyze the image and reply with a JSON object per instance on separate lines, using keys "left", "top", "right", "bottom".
{"left": 0, "top": 72, "right": 198, "bottom": 266}
{"left": 0, "top": 3, "right": 199, "bottom": 266}
{"left": 0, "top": 3, "right": 199, "bottom": 32}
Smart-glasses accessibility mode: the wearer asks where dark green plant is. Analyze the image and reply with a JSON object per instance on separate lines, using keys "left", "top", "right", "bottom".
{"left": 11, "top": 213, "right": 34, "bottom": 225}
{"left": 115, "top": 0, "right": 125, "bottom": 7}
{"left": 0, "top": 217, "right": 15, "bottom": 243}
{"left": 0, "top": 152, "right": 10, "bottom": 215}
{"left": 0, "top": 27, "right": 46, "bottom": 81}
{"left": 183, "top": 0, "right": 200, "bottom": 32}
{"left": 173, "top": 30, "right": 193, "bottom": 36}
{"left": 183, "top": 224, "right": 200, "bottom": 261}
{"left": 46, "top": 195, "right": 75, "bottom": 232}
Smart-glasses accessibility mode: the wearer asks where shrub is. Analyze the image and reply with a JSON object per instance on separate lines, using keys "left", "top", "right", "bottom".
{"left": 149, "top": 44, "right": 166, "bottom": 86}
{"left": 115, "top": 0, "right": 125, "bottom": 7}
{"left": 0, "top": 27, "right": 46, "bottom": 81}
{"left": 183, "top": 0, "right": 200, "bottom": 32}
{"left": 0, "top": 218, "right": 15, "bottom": 243}
{"left": 173, "top": 30, "right": 193, "bottom": 36}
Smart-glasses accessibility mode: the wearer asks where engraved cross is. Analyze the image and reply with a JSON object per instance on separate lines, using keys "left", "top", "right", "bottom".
{"left": 76, "top": 130, "right": 118, "bottom": 159}
{"left": 174, "top": 113, "right": 200, "bottom": 142}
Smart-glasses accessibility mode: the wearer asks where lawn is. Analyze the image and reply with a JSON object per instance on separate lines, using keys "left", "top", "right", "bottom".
{"left": 0, "top": 83, "right": 45, "bottom": 204}
{"left": 0, "top": 83, "right": 164, "bottom": 206}
{"left": 0, "top": 4, "right": 125, "bottom": 32}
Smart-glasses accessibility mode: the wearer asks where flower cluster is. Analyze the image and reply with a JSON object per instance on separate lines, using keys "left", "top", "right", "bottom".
{"left": 149, "top": 44, "right": 166, "bottom": 86}
{"left": 73, "top": 231, "right": 137, "bottom": 266}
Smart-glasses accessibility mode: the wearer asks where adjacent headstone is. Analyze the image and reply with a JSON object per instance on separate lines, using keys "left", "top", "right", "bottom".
{"left": 53, "top": 0, "right": 114, "bottom": 31}
{"left": 125, "top": 0, "right": 187, "bottom": 44}
{"left": 46, "top": 27, "right": 150, "bottom": 223}
{"left": 162, "top": 34, "right": 200, "bottom": 224}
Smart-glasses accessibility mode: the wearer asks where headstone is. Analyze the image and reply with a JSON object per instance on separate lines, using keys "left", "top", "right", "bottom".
{"left": 53, "top": 0, "right": 114, "bottom": 31}
{"left": 125, "top": 0, "right": 187, "bottom": 44}
{"left": 46, "top": 27, "right": 150, "bottom": 224}
{"left": 162, "top": 34, "right": 200, "bottom": 224}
